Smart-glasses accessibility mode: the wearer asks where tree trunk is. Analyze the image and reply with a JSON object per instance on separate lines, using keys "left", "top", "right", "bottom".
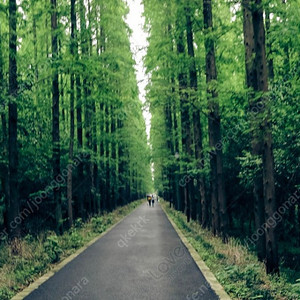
{"left": 176, "top": 18, "right": 192, "bottom": 223}
{"left": 253, "top": 1, "right": 278, "bottom": 274}
{"left": 99, "top": 101, "right": 105, "bottom": 210}
{"left": 67, "top": 0, "right": 76, "bottom": 228}
{"left": 203, "top": 0, "right": 218, "bottom": 236}
{"left": 105, "top": 104, "right": 111, "bottom": 211}
{"left": 51, "top": 0, "right": 62, "bottom": 234}
{"left": 242, "top": 0, "right": 266, "bottom": 261}
{"left": 242, "top": 0, "right": 279, "bottom": 274}
{"left": 76, "top": 76, "right": 84, "bottom": 218}
{"left": 80, "top": 0, "right": 92, "bottom": 216}
{"left": 8, "top": 0, "right": 20, "bottom": 240}
{"left": 0, "top": 23, "right": 9, "bottom": 234}
{"left": 185, "top": 5, "right": 207, "bottom": 224}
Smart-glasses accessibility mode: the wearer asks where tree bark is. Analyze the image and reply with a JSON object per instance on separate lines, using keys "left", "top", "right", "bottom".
{"left": 67, "top": 0, "right": 76, "bottom": 228}
{"left": 76, "top": 76, "right": 84, "bottom": 218}
{"left": 242, "top": 0, "right": 279, "bottom": 274}
{"left": 51, "top": 0, "right": 62, "bottom": 234}
{"left": 185, "top": 5, "right": 207, "bottom": 224}
{"left": 203, "top": 0, "right": 228, "bottom": 240}
{"left": 242, "top": 0, "right": 266, "bottom": 261}
{"left": 80, "top": 0, "right": 92, "bottom": 216}
{"left": 8, "top": 0, "right": 20, "bottom": 240}
{"left": 177, "top": 26, "right": 192, "bottom": 223}
{"left": 252, "top": 0, "right": 278, "bottom": 274}
{"left": 0, "top": 23, "right": 9, "bottom": 234}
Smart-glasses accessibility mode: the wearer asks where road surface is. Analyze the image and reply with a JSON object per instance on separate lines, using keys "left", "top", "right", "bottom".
{"left": 25, "top": 203, "right": 219, "bottom": 300}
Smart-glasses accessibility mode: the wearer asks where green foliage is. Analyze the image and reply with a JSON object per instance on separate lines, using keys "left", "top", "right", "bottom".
{"left": 44, "top": 234, "right": 63, "bottom": 263}
{"left": 237, "top": 151, "right": 263, "bottom": 189}
{"left": 0, "top": 0, "right": 152, "bottom": 240}
{"left": 0, "top": 287, "right": 14, "bottom": 300}
{"left": 145, "top": 0, "right": 300, "bottom": 283}
{"left": 91, "top": 216, "right": 107, "bottom": 234}
{"left": 291, "top": 279, "right": 300, "bottom": 295}
{"left": 64, "top": 229, "right": 84, "bottom": 249}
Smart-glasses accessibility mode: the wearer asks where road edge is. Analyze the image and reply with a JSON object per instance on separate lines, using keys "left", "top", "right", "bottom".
{"left": 11, "top": 202, "right": 144, "bottom": 300}
{"left": 160, "top": 203, "right": 231, "bottom": 300}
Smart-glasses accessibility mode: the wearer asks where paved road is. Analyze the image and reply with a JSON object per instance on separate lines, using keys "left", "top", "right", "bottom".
{"left": 25, "top": 203, "right": 219, "bottom": 300}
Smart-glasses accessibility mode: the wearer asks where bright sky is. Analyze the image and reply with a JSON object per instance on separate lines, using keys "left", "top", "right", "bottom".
{"left": 125, "top": 0, "right": 151, "bottom": 140}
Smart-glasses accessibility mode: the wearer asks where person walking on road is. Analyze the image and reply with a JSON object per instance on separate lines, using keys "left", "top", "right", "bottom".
{"left": 151, "top": 195, "right": 155, "bottom": 207}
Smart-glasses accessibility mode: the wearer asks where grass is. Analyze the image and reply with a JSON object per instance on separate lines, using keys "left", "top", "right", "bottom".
{"left": 161, "top": 201, "right": 300, "bottom": 300}
{"left": 0, "top": 199, "right": 143, "bottom": 300}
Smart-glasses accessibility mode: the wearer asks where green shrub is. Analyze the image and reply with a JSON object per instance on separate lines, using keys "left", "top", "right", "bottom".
{"left": 291, "top": 279, "right": 300, "bottom": 296}
{"left": 74, "top": 218, "right": 84, "bottom": 228}
{"left": 0, "top": 287, "right": 14, "bottom": 300}
{"left": 65, "top": 229, "right": 84, "bottom": 249}
{"left": 44, "top": 234, "right": 62, "bottom": 263}
{"left": 91, "top": 217, "right": 106, "bottom": 233}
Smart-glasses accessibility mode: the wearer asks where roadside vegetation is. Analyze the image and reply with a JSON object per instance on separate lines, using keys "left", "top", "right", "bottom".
{"left": 162, "top": 201, "right": 300, "bottom": 300}
{"left": 0, "top": 199, "right": 143, "bottom": 300}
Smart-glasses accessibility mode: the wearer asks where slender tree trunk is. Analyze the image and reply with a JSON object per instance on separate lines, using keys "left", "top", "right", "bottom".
{"left": 99, "top": 24, "right": 106, "bottom": 211}
{"left": 105, "top": 104, "right": 111, "bottom": 211}
{"left": 242, "top": 0, "right": 266, "bottom": 261}
{"left": 76, "top": 8, "right": 83, "bottom": 218}
{"left": 51, "top": 0, "right": 62, "bottom": 234}
{"left": 8, "top": 0, "right": 20, "bottom": 241}
{"left": 242, "top": 0, "right": 279, "bottom": 274}
{"left": 76, "top": 76, "right": 84, "bottom": 218}
{"left": 253, "top": 0, "right": 278, "bottom": 274}
{"left": 67, "top": 0, "right": 76, "bottom": 228}
{"left": 87, "top": 0, "right": 96, "bottom": 214}
{"left": 99, "top": 101, "right": 105, "bottom": 210}
{"left": 203, "top": 0, "right": 219, "bottom": 236}
{"left": 117, "top": 119, "right": 125, "bottom": 206}
{"left": 171, "top": 82, "right": 181, "bottom": 211}
{"left": 80, "top": 0, "right": 92, "bottom": 216}
{"left": 185, "top": 5, "right": 207, "bottom": 224}
{"left": 92, "top": 100, "right": 100, "bottom": 214}
{"left": 176, "top": 20, "right": 192, "bottom": 223}
{"left": 0, "top": 24, "right": 9, "bottom": 232}
{"left": 110, "top": 107, "right": 116, "bottom": 210}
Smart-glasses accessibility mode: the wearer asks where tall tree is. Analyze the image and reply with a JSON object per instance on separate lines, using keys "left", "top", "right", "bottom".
{"left": 51, "top": 0, "right": 62, "bottom": 234}
{"left": 185, "top": 4, "right": 207, "bottom": 224}
{"left": 8, "top": 0, "right": 20, "bottom": 240}
{"left": 0, "top": 20, "right": 9, "bottom": 232}
{"left": 242, "top": 0, "right": 279, "bottom": 274}
{"left": 252, "top": 0, "right": 278, "bottom": 274}
{"left": 67, "top": 0, "right": 77, "bottom": 228}
{"left": 242, "top": 0, "right": 266, "bottom": 262}
{"left": 176, "top": 9, "right": 192, "bottom": 222}
{"left": 203, "top": 0, "right": 228, "bottom": 239}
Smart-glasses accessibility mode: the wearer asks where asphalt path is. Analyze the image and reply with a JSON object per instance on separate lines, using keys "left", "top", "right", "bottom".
{"left": 25, "top": 202, "right": 219, "bottom": 300}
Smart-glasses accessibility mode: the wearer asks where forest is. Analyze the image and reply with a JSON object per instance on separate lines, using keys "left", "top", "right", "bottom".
{"left": 0, "top": 0, "right": 151, "bottom": 240}
{"left": 144, "top": 0, "right": 299, "bottom": 276}
{"left": 0, "top": 0, "right": 299, "bottom": 298}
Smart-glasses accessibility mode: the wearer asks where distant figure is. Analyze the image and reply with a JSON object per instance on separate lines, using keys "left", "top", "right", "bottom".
{"left": 151, "top": 195, "right": 155, "bottom": 207}
{"left": 147, "top": 194, "right": 151, "bottom": 207}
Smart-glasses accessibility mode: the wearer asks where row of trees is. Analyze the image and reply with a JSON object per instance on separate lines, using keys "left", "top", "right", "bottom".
{"left": 0, "top": 0, "right": 152, "bottom": 240}
{"left": 144, "top": 0, "right": 299, "bottom": 274}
